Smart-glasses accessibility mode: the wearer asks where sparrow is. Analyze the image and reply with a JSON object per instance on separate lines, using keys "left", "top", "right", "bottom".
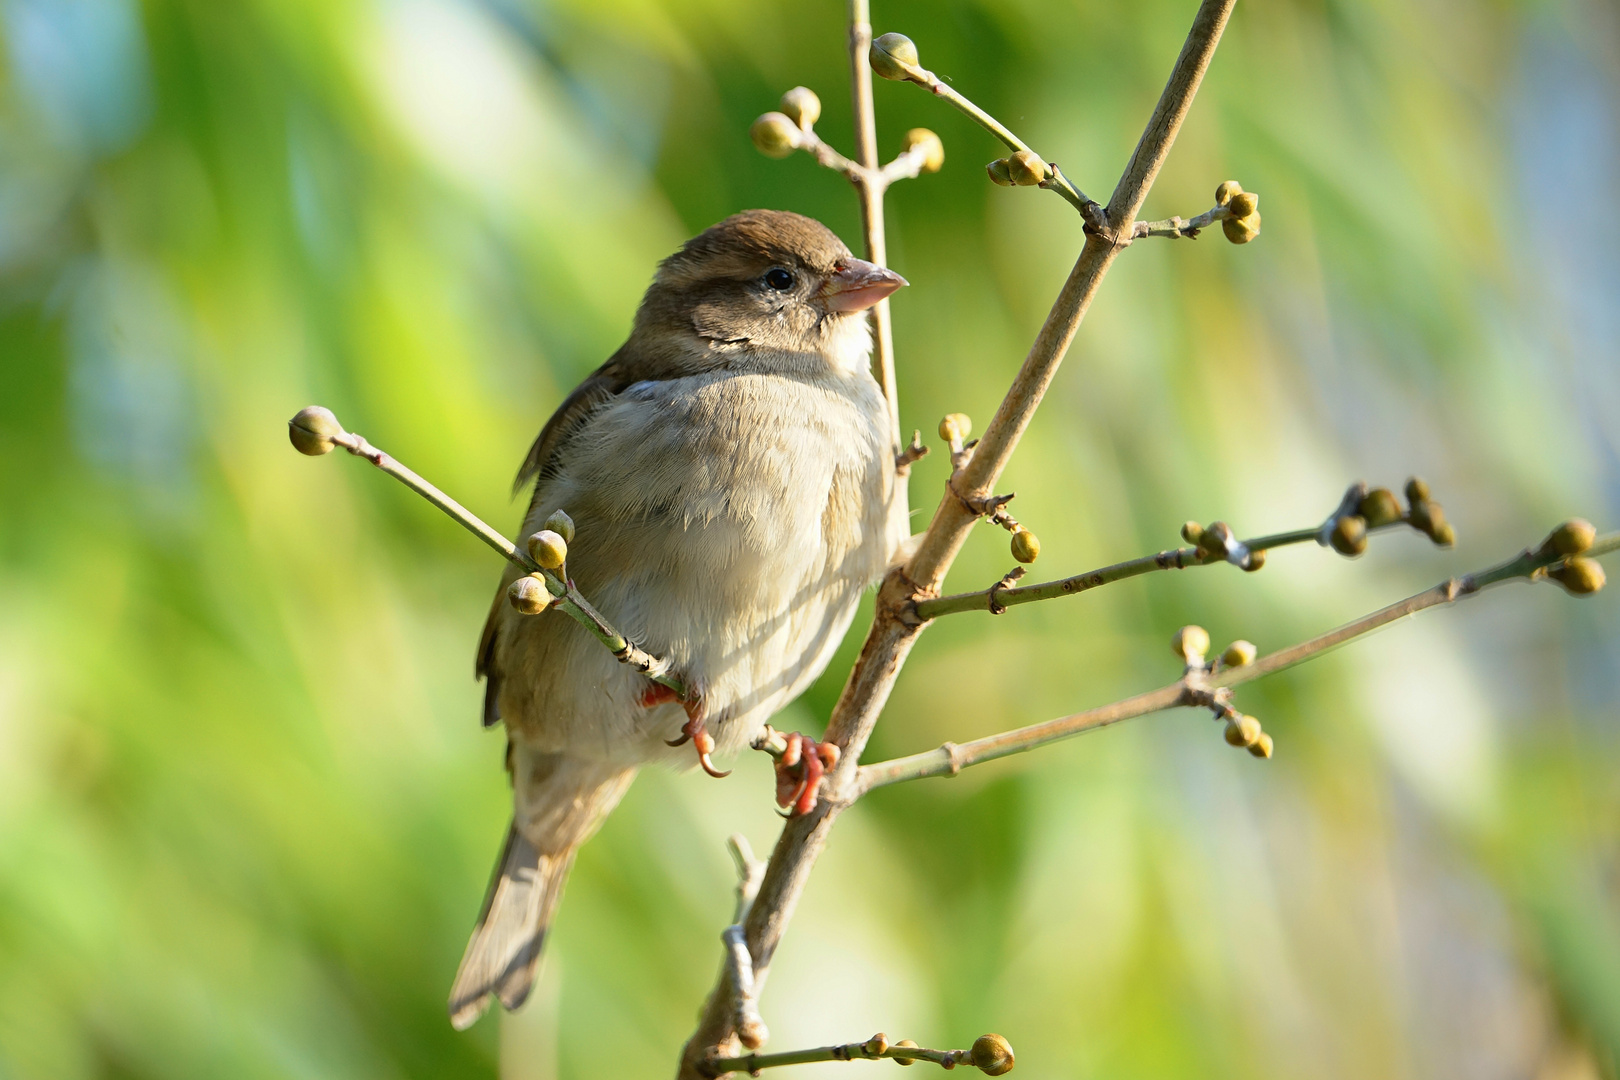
{"left": 448, "top": 210, "right": 909, "bottom": 1029}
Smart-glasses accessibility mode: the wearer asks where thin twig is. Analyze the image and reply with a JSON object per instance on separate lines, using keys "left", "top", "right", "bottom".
{"left": 704, "top": 1032, "right": 1008, "bottom": 1075}
{"left": 856, "top": 531, "right": 1619, "bottom": 793}
{"left": 305, "top": 415, "right": 686, "bottom": 697}
{"left": 849, "top": 0, "right": 902, "bottom": 453}
{"left": 1132, "top": 203, "right": 1230, "bottom": 239}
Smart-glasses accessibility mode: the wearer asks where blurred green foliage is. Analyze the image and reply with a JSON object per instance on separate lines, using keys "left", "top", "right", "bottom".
{"left": 1, "top": 0, "right": 1618, "bottom": 1077}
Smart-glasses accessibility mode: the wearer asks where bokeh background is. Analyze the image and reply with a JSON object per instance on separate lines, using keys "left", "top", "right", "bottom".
{"left": 3, "top": 0, "right": 1619, "bottom": 1076}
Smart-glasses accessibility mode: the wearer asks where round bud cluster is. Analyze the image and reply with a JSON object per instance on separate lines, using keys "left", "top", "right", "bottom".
{"left": 1357, "top": 486, "right": 1403, "bottom": 528}
{"left": 1329, "top": 513, "right": 1368, "bottom": 557}
{"left": 902, "top": 128, "right": 945, "bottom": 173}
{"left": 1538, "top": 518, "right": 1596, "bottom": 558}
{"left": 1006, "top": 150, "right": 1047, "bottom": 186}
{"left": 1223, "top": 713, "right": 1262, "bottom": 748}
{"left": 750, "top": 112, "right": 800, "bottom": 158}
{"left": 1196, "top": 520, "right": 1236, "bottom": 562}
{"left": 508, "top": 575, "right": 549, "bottom": 615}
{"left": 1221, "top": 639, "right": 1257, "bottom": 668}
{"left": 1242, "top": 548, "right": 1267, "bottom": 573}
{"left": 1215, "top": 181, "right": 1262, "bottom": 244}
{"left": 1404, "top": 477, "right": 1455, "bottom": 546}
{"left": 870, "top": 32, "right": 920, "bottom": 81}
{"left": 288, "top": 406, "right": 345, "bottom": 456}
{"left": 863, "top": 1033, "right": 890, "bottom": 1056}
{"left": 527, "top": 529, "right": 568, "bottom": 570}
{"left": 939, "top": 412, "right": 972, "bottom": 443}
{"left": 1172, "top": 624, "right": 1210, "bottom": 664}
{"left": 893, "top": 1039, "right": 920, "bottom": 1066}
{"left": 543, "top": 509, "right": 576, "bottom": 544}
{"left": 970, "top": 1033, "right": 1016, "bottom": 1076}
{"left": 1548, "top": 557, "right": 1606, "bottom": 596}
{"left": 1181, "top": 520, "right": 1204, "bottom": 545}
{"left": 1010, "top": 527, "right": 1040, "bottom": 564}
{"left": 986, "top": 158, "right": 1013, "bottom": 186}
{"left": 779, "top": 86, "right": 820, "bottom": 129}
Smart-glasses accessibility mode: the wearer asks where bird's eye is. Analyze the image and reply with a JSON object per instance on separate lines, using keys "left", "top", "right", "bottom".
{"left": 764, "top": 267, "right": 794, "bottom": 291}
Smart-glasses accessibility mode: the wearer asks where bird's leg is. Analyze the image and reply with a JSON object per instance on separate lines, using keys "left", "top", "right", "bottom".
{"left": 651, "top": 681, "right": 731, "bottom": 778}
{"left": 773, "top": 732, "right": 841, "bottom": 816}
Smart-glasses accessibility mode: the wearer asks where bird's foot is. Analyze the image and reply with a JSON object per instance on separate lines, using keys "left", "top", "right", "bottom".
{"left": 653, "top": 688, "right": 729, "bottom": 778}
{"left": 774, "top": 732, "right": 841, "bottom": 817}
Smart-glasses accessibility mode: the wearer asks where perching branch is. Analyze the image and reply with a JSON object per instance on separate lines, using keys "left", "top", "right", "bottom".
{"left": 857, "top": 525, "right": 1616, "bottom": 793}
{"left": 704, "top": 1031, "right": 1014, "bottom": 1076}
{"left": 286, "top": 406, "right": 686, "bottom": 698}
{"left": 678, "top": 4, "right": 1239, "bottom": 1074}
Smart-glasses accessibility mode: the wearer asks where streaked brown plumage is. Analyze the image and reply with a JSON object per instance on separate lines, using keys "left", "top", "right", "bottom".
{"left": 449, "top": 210, "right": 907, "bottom": 1028}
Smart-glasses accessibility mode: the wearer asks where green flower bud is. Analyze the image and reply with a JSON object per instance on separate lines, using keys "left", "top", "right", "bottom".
{"left": 1227, "top": 191, "right": 1259, "bottom": 218}
{"left": 750, "top": 112, "right": 800, "bottom": 158}
{"left": 986, "top": 158, "right": 1014, "bottom": 186}
{"left": 1222, "top": 211, "right": 1261, "bottom": 244}
{"left": 1007, "top": 149, "right": 1047, "bottom": 186}
{"left": 779, "top": 86, "right": 820, "bottom": 129}
{"left": 507, "top": 575, "right": 548, "bottom": 615}
{"left": 939, "top": 412, "right": 972, "bottom": 442}
{"left": 870, "top": 32, "right": 919, "bottom": 80}
{"left": 288, "top": 406, "right": 344, "bottom": 456}
{"left": 1181, "top": 521, "right": 1204, "bottom": 545}
{"left": 902, "top": 127, "right": 945, "bottom": 173}
{"left": 1549, "top": 556, "right": 1605, "bottom": 596}
{"left": 1010, "top": 527, "right": 1040, "bottom": 564}
{"left": 1172, "top": 624, "right": 1210, "bottom": 663}
{"left": 1432, "top": 519, "right": 1456, "bottom": 547}
{"left": 527, "top": 529, "right": 568, "bottom": 570}
{"left": 1215, "top": 180, "right": 1243, "bottom": 206}
{"left": 1404, "top": 477, "right": 1430, "bottom": 504}
{"left": 1329, "top": 514, "right": 1368, "bottom": 556}
{"left": 1409, "top": 500, "right": 1453, "bottom": 546}
{"left": 1243, "top": 548, "right": 1267, "bottom": 572}
{"left": 893, "top": 1039, "right": 920, "bottom": 1066}
{"left": 1224, "top": 714, "right": 1262, "bottom": 748}
{"left": 1222, "top": 639, "right": 1257, "bottom": 668}
{"left": 1358, "top": 487, "right": 1402, "bottom": 528}
{"left": 543, "top": 509, "right": 576, "bottom": 544}
{"left": 1197, "top": 520, "right": 1234, "bottom": 560}
{"left": 1248, "top": 731, "right": 1274, "bottom": 759}
{"left": 970, "top": 1034, "right": 1015, "bottom": 1076}
{"left": 1541, "top": 518, "right": 1596, "bottom": 557}
{"left": 863, "top": 1034, "right": 890, "bottom": 1056}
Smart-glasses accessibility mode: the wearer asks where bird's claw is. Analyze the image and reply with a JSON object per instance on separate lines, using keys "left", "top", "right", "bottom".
{"left": 774, "top": 732, "right": 840, "bottom": 817}
{"left": 650, "top": 686, "right": 730, "bottom": 778}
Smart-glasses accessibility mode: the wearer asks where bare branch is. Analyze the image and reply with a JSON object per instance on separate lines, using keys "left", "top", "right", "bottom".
{"left": 703, "top": 1031, "right": 1014, "bottom": 1075}
{"left": 287, "top": 407, "right": 686, "bottom": 697}
{"left": 856, "top": 529, "right": 1618, "bottom": 794}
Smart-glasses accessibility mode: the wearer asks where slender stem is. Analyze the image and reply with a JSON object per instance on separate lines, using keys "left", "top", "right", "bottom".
{"left": 915, "top": 519, "right": 1399, "bottom": 620}
{"left": 705, "top": 1037, "right": 976, "bottom": 1074}
{"left": 857, "top": 532, "right": 1618, "bottom": 793}
{"left": 323, "top": 426, "right": 685, "bottom": 695}
{"left": 849, "top": 0, "right": 902, "bottom": 453}
{"left": 1133, "top": 203, "right": 1229, "bottom": 239}
{"left": 677, "top": 6, "right": 1237, "bottom": 1074}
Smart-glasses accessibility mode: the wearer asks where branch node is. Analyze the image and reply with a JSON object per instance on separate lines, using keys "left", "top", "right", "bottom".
{"left": 987, "top": 566, "right": 1027, "bottom": 614}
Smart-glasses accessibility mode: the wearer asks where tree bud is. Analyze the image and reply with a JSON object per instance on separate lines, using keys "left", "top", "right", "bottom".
{"left": 1248, "top": 731, "right": 1274, "bottom": 758}
{"left": 1329, "top": 514, "right": 1368, "bottom": 556}
{"left": 1243, "top": 548, "right": 1266, "bottom": 572}
{"left": 543, "top": 509, "right": 576, "bottom": 544}
{"left": 1221, "top": 639, "right": 1257, "bottom": 668}
{"left": 1181, "top": 521, "right": 1204, "bottom": 544}
{"left": 1172, "top": 624, "right": 1210, "bottom": 663}
{"left": 750, "top": 112, "right": 800, "bottom": 158}
{"left": 864, "top": 1033, "right": 890, "bottom": 1056}
{"left": 1197, "top": 520, "right": 1234, "bottom": 560}
{"left": 1224, "top": 714, "right": 1262, "bottom": 748}
{"left": 1541, "top": 518, "right": 1596, "bottom": 557}
{"left": 1007, "top": 150, "right": 1047, "bottom": 186}
{"left": 1227, "top": 191, "right": 1259, "bottom": 218}
{"left": 288, "top": 406, "right": 344, "bottom": 456}
{"left": 1549, "top": 556, "right": 1605, "bottom": 596}
{"left": 902, "top": 127, "right": 945, "bottom": 173}
{"left": 1409, "top": 500, "right": 1453, "bottom": 546}
{"left": 1432, "top": 520, "right": 1456, "bottom": 547}
{"left": 1010, "top": 527, "right": 1040, "bottom": 564}
{"left": 1215, "top": 180, "right": 1243, "bottom": 206}
{"left": 508, "top": 575, "right": 548, "bottom": 615}
{"left": 939, "top": 412, "right": 972, "bottom": 442}
{"left": 1404, "top": 477, "right": 1430, "bottom": 504}
{"left": 1222, "top": 211, "right": 1261, "bottom": 244}
{"left": 893, "top": 1039, "right": 920, "bottom": 1065}
{"left": 779, "top": 86, "right": 821, "bottom": 129}
{"left": 870, "top": 32, "right": 919, "bottom": 80}
{"left": 1358, "top": 487, "right": 1402, "bottom": 528}
{"left": 970, "top": 1034, "right": 1015, "bottom": 1076}
{"left": 986, "top": 158, "right": 1014, "bottom": 186}
{"left": 527, "top": 529, "right": 568, "bottom": 569}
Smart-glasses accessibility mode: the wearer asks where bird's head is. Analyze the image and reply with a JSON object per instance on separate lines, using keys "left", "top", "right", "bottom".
{"left": 635, "top": 210, "right": 906, "bottom": 374}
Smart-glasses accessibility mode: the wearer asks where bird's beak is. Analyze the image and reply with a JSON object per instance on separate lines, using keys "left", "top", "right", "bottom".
{"left": 818, "top": 259, "right": 908, "bottom": 313}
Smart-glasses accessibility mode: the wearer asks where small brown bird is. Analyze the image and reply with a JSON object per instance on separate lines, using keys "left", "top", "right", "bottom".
{"left": 449, "top": 210, "right": 908, "bottom": 1028}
